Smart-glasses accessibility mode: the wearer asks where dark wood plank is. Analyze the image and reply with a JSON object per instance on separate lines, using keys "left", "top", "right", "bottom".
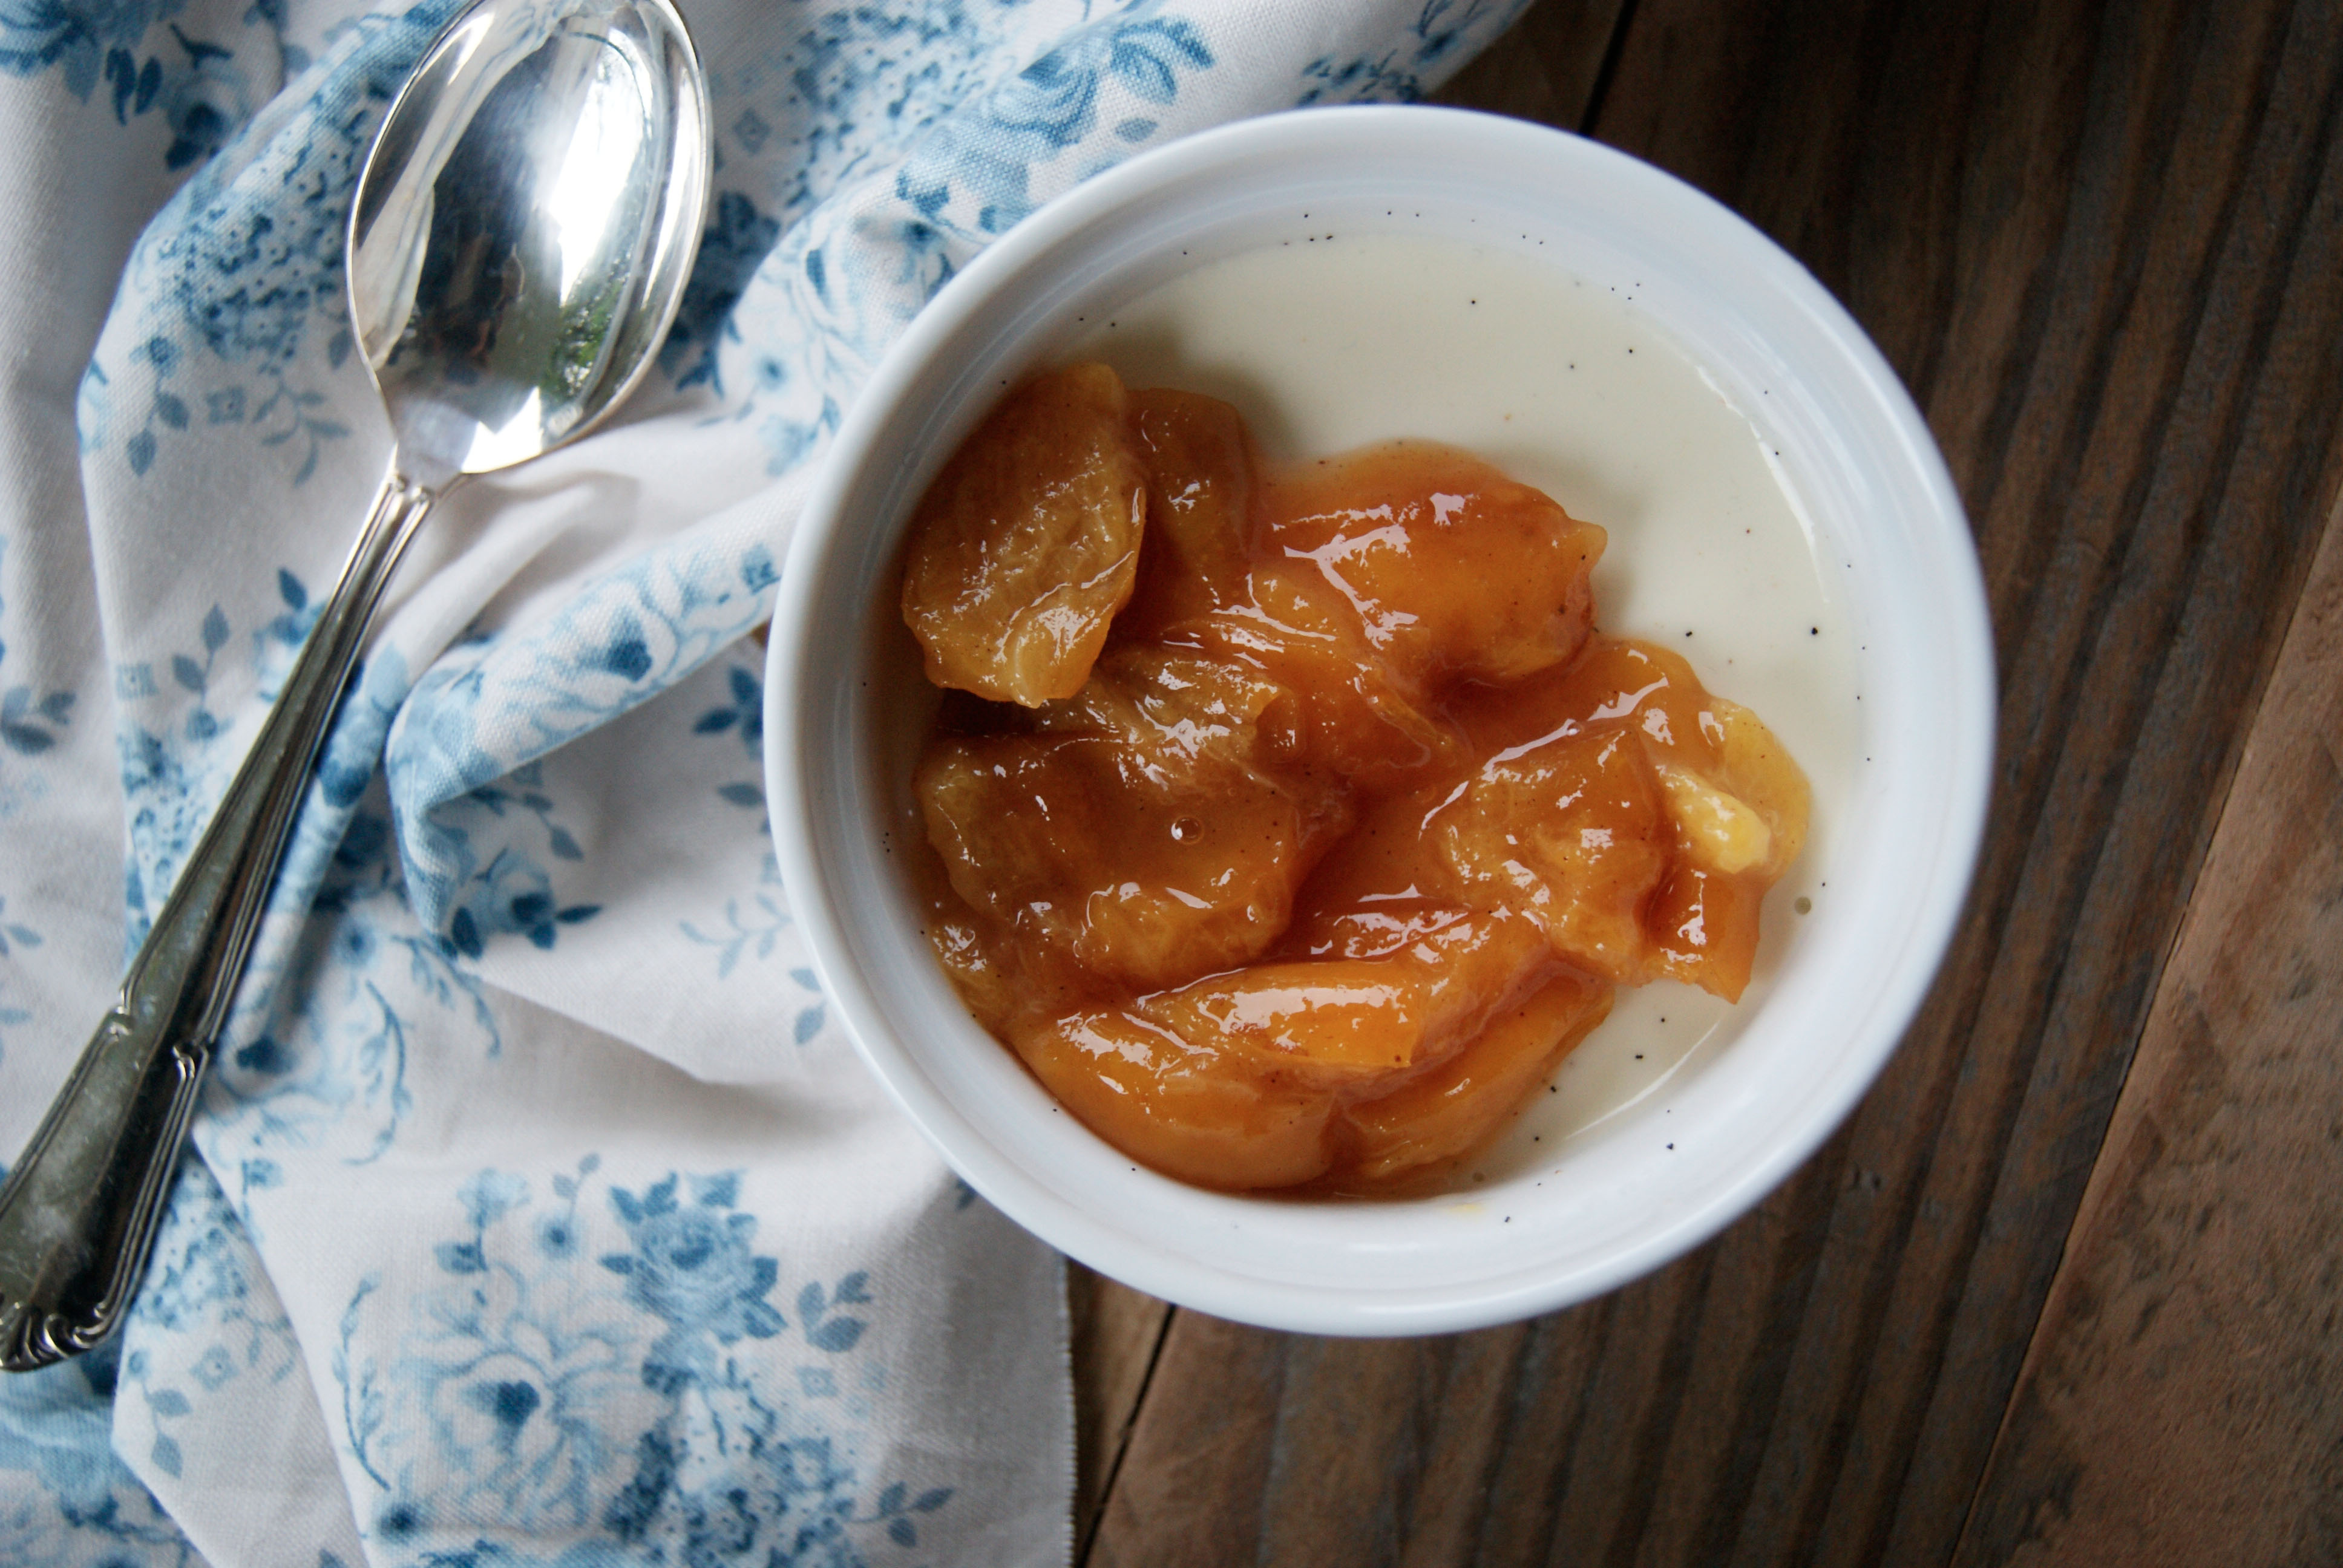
{"left": 1950, "top": 497, "right": 2343, "bottom": 1566}
{"left": 1597, "top": 2, "right": 2343, "bottom": 1561}
{"left": 1596, "top": 2, "right": 2343, "bottom": 1563}
{"left": 1389, "top": 1325, "right": 1544, "bottom": 1568}
{"left": 1081, "top": 1, "right": 2343, "bottom": 1563}
{"left": 1249, "top": 1335, "right": 1462, "bottom": 1563}
{"left": 1853, "top": 5, "right": 2343, "bottom": 1555}
{"left": 1087, "top": 1311, "right": 1289, "bottom": 1568}
{"left": 1083, "top": 1145, "right": 1852, "bottom": 1567}
{"left": 1069, "top": 1263, "right": 1176, "bottom": 1556}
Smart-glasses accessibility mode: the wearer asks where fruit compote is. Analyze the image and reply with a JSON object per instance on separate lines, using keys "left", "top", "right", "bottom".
{"left": 900, "top": 364, "right": 1809, "bottom": 1191}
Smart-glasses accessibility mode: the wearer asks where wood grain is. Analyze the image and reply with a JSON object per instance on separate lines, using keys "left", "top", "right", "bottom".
{"left": 1087, "top": 1311, "right": 1291, "bottom": 1568}
{"left": 1076, "top": 1, "right": 2343, "bottom": 1563}
{"left": 1584, "top": 2, "right": 2343, "bottom": 1563}
{"left": 1950, "top": 497, "right": 2343, "bottom": 1566}
{"left": 1069, "top": 1264, "right": 1175, "bottom": 1555}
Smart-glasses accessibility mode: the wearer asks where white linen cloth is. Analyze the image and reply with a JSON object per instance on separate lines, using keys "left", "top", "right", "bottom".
{"left": 0, "top": 0, "right": 1527, "bottom": 1561}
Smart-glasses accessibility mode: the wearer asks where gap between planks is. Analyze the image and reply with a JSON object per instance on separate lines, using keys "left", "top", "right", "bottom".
{"left": 1951, "top": 477, "right": 2343, "bottom": 1567}
{"left": 1070, "top": 1263, "right": 1176, "bottom": 1561}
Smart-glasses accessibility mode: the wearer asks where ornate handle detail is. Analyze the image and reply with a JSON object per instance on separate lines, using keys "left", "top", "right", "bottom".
{"left": 0, "top": 466, "right": 436, "bottom": 1371}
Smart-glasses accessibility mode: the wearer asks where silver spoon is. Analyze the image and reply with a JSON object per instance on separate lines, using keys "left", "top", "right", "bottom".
{"left": 0, "top": 0, "right": 710, "bottom": 1371}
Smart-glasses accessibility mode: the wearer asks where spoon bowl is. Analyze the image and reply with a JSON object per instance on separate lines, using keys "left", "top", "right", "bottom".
{"left": 0, "top": 0, "right": 710, "bottom": 1371}
{"left": 352, "top": 0, "right": 708, "bottom": 483}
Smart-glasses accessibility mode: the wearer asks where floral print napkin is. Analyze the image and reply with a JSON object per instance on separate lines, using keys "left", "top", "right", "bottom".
{"left": 0, "top": 0, "right": 1530, "bottom": 1563}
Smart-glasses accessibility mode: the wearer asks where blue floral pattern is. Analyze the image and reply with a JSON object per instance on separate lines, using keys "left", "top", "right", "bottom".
{"left": 335, "top": 1161, "right": 952, "bottom": 1563}
{"left": 435, "top": 761, "right": 602, "bottom": 958}
{"left": 0, "top": 531, "right": 66, "bottom": 1062}
{"left": 718, "top": 1, "right": 1215, "bottom": 477}
{"left": 658, "top": 0, "right": 1065, "bottom": 393}
{"left": 677, "top": 653, "right": 819, "bottom": 994}
{"left": 387, "top": 544, "right": 780, "bottom": 942}
{"left": 0, "top": 0, "right": 267, "bottom": 167}
{"left": 0, "top": 1319, "right": 198, "bottom": 1567}
{"left": 678, "top": 868, "right": 799, "bottom": 989}
{"left": 0, "top": 536, "right": 77, "bottom": 830}
{"left": 115, "top": 1159, "right": 303, "bottom": 1479}
{"left": 79, "top": 0, "right": 459, "bottom": 485}
{"left": 115, "top": 566, "right": 318, "bottom": 946}
{"left": 0, "top": 893, "right": 40, "bottom": 1064}
{"left": 1297, "top": 0, "right": 1530, "bottom": 104}
{"left": 693, "top": 660, "right": 765, "bottom": 763}
{"left": 893, "top": 11, "right": 1214, "bottom": 237}
{"left": 203, "top": 725, "right": 504, "bottom": 1166}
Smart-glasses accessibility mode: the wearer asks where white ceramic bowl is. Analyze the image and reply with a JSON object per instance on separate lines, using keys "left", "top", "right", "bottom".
{"left": 766, "top": 106, "right": 1993, "bottom": 1336}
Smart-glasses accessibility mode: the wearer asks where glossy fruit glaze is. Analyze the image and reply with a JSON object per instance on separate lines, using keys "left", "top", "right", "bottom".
{"left": 902, "top": 365, "right": 1808, "bottom": 1192}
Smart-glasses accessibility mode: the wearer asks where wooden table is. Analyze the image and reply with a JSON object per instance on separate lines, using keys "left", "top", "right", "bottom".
{"left": 1064, "top": 2, "right": 2343, "bottom": 1561}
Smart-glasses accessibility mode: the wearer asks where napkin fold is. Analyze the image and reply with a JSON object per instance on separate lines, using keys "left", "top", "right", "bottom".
{"left": 0, "top": 0, "right": 1530, "bottom": 1562}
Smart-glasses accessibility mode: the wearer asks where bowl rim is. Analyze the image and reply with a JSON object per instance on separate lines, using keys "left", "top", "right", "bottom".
{"left": 766, "top": 103, "right": 1995, "bottom": 1336}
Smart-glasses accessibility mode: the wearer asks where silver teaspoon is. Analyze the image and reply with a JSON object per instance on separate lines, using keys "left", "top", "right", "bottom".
{"left": 0, "top": 0, "right": 710, "bottom": 1371}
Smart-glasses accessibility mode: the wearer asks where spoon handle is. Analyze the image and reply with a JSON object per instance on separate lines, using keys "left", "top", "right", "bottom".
{"left": 0, "top": 465, "right": 436, "bottom": 1372}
